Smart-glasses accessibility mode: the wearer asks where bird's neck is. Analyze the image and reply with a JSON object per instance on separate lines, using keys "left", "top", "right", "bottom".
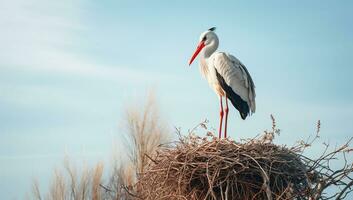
{"left": 201, "top": 39, "right": 219, "bottom": 59}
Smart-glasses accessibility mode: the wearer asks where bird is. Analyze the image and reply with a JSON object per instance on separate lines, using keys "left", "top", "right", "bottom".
{"left": 188, "top": 27, "right": 256, "bottom": 139}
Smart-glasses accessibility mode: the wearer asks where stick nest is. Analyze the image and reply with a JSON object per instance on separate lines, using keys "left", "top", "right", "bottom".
{"left": 136, "top": 135, "right": 309, "bottom": 200}
{"left": 130, "top": 119, "right": 353, "bottom": 200}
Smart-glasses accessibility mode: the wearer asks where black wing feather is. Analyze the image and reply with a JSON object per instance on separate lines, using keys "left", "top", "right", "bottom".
{"left": 215, "top": 69, "right": 250, "bottom": 120}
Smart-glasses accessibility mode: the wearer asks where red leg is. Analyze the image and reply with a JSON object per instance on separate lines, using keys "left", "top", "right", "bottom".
{"left": 218, "top": 96, "right": 224, "bottom": 139}
{"left": 224, "top": 97, "right": 229, "bottom": 138}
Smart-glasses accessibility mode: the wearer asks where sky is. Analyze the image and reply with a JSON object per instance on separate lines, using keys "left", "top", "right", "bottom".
{"left": 1, "top": 0, "right": 353, "bottom": 199}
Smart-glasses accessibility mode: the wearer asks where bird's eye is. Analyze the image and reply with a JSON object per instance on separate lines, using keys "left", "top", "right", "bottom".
{"left": 202, "top": 36, "right": 207, "bottom": 41}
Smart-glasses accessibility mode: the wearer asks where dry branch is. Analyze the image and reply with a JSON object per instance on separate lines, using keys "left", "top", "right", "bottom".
{"left": 134, "top": 119, "right": 353, "bottom": 200}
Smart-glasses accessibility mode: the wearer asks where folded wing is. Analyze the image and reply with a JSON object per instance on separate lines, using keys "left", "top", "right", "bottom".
{"left": 213, "top": 52, "right": 256, "bottom": 119}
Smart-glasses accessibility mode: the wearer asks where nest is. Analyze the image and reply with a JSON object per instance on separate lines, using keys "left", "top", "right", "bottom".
{"left": 127, "top": 119, "right": 353, "bottom": 200}
{"left": 136, "top": 135, "right": 310, "bottom": 200}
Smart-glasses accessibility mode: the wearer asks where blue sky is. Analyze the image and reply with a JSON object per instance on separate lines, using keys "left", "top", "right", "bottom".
{"left": 1, "top": 0, "right": 353, "bottom": 199}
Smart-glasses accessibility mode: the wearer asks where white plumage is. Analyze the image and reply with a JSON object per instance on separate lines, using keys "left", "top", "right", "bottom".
{"left": 189, "top": 27, "right": 256, "bottom": 138}
{"left": 212, "top": 52, "right": 256, "bottom": 113}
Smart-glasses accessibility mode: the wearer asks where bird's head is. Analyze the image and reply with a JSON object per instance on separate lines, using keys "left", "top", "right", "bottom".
{"left": 189, "top": 27, "right": 219, "bottom": 65}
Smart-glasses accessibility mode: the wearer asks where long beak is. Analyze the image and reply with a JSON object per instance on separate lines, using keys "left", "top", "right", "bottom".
{"left": 189, "top": 41, "right": 205, "bottom": 66}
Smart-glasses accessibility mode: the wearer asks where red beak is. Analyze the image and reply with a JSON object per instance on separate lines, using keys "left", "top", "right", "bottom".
{"left": 189, "top": 41, "right": 205, "bottom": 65}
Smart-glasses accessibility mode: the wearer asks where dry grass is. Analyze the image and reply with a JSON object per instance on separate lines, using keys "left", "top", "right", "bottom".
{"left": 32, "top": 160, "right": 103, "bottom": 200}
{"left": 100, "top": 91, "right": 171, "bottom": 198}
{"left": 92, "top": 163, "right": 104, "bottom": 200}
{"left": 31, "top": 91, "right": 170, "bottom": 200}
{"left": 124, "top": 91, "right": 170, "bottom": 176}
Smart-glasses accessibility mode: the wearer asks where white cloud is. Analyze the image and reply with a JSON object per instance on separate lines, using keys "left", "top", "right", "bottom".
{"left": 0, "top": 0, "right": 79, "bottom": 65}
{"left": 0, "top": 0, "right": 177, "bottom": 82}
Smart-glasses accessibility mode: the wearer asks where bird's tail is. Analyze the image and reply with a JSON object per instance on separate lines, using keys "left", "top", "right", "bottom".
{"left": 240, "top": 112, "right": 247, "bottom": 120}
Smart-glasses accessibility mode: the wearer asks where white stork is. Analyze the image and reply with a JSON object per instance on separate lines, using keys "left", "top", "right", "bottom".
{"left": 188, "top": 27, "right": 256, "bottom": 139}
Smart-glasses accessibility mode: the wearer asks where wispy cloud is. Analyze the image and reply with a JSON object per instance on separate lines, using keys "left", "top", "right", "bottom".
{"left": 0, "top": 0, "right": 177, "bottom": 82}
{"left": 0, "top": 0, "right": 80, "bottom": 66}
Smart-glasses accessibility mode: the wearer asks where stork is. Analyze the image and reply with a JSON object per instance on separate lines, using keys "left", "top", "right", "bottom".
{"left": 188, "top": 27, "right": 256, "bottom": 139}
